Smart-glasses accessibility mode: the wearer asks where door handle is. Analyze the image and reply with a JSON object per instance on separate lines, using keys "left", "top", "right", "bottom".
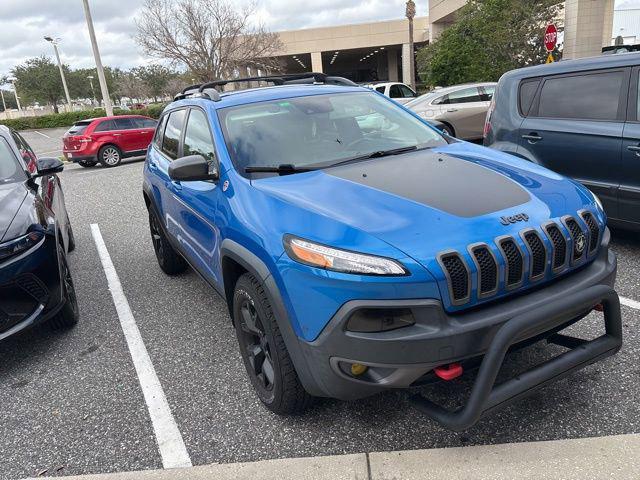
{"left": 446, "top": 108, "right": 458, "bottom": 113}
{"left": 627, "top": 145, "right": 640, "bottom": 156}
{"left": 113, "top": 133, "right": 121, "bottom": 136}
{"left": 522, "top": 133, "right": 543, "bottom": 143}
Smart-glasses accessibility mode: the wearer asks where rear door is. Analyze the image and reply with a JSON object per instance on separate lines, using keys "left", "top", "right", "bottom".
{"left": 113, "top": 117, "right": 138, "bottom": 153}
{"left": 133, "top": 117, "right": 158, "bottom": 152}
{"left": 435, "top": 87, "right": 488, "bottom": 139}
{"left": 620, "top": 66, "right": 640, "bottom": 226}
{"left": 518, "top": 68, "right": 629, "bottom": 218}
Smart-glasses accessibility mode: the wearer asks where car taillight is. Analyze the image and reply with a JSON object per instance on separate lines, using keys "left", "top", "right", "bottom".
{"left": 483, "top": 97, "right": 496, "bottom": 139}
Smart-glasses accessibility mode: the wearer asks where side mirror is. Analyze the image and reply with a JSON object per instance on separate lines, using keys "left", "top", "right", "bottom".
{"left": 34, "top": 157, "right": 64, "bottom": 176}
{"left": 168, "top": 154, "right": 219, "bottom": 182}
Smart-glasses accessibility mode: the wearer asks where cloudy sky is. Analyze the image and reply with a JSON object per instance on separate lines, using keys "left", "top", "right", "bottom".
{"left": 0, "top": 0, "right": 638, "bottom": 75}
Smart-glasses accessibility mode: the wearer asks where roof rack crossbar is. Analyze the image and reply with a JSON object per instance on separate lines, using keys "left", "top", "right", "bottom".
{"left": 173, "top": 72, "right": 356, "bottom": 101}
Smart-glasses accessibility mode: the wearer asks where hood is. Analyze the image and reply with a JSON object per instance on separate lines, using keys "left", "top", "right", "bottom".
{"left": 252, "top": 142, "right": 596, "bottom": 272}
{"left": 0, "top": 181, "right": 29, "bottom": 242}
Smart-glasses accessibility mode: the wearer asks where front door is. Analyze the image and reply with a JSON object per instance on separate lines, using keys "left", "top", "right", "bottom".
{"left": 517, "top": 68, "right": 629, "bottom": 219}
{"left": 164, "top": 107, "right": 222, "bottom": 287}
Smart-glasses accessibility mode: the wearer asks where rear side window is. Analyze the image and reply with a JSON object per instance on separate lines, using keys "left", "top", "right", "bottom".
{"left": 447, "top": 87, "right": 482, "bottom": 104}
{"left": 133, "top": 118, "right": 157, "bottom": 128}
{"left": 95, "top": 120, "right": 115, "bottom": 132}
{"left": 481, "top": 85, "right": 495, "bottom": 101}
{"left": 375, "top": 86, "right": 386, "bottom": 94}
{"left": 114, "top": 118, "right": 135, "bottom": 130}
{"left": 518, "top": 79, "right": 540, "bottom": 116}
{"left": 537, "top": 71, "right": 624, "bottom": 120}
{"left": 161, "top": 109, "right": 186, "bottom": 159}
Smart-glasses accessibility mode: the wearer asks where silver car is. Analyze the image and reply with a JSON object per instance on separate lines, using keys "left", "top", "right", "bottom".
{"left": 405, "top": 82, "right": 496, "bottom": 140}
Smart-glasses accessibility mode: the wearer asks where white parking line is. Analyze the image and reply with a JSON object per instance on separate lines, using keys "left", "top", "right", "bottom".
{"left": 33, "top": 130, "right": 50, "bottom": 138}
{"left": 621, "top": 296, "right": 640, "bottom": 310}
{"left": 90, "top": 223, "right": 192, "bottom": 469}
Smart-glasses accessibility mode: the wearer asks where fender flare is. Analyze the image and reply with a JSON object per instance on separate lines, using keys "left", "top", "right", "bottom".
{"left": 220, "top": 239, "right": 324, "bottom": 396}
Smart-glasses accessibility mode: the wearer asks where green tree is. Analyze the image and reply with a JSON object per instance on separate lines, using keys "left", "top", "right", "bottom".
{"left": 417, "top": 0, "right": 563, "bottom": 87}
{"left": 132, "top": 65, "right": 176, "bottom": 102}
{"left": 12, "top": 56, "right": 68, "bottom": 113}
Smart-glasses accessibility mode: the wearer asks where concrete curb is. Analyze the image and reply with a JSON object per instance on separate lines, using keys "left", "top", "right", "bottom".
{"left": 28, "top": 433, "right": 640, "bottom": 480}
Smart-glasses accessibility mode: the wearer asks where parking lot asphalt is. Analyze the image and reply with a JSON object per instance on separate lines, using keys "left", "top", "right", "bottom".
{"left": 1, "top": 133, "right": 639, "bottom": 479}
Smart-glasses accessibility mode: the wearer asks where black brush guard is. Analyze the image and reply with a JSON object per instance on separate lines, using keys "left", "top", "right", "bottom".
{"left": 409, "top": 284, "right": 622, "bottom": 431}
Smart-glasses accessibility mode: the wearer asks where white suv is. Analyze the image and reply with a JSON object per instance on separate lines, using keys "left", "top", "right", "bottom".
{"left": 364, "top": 82, "right": 417, "bottom": 104}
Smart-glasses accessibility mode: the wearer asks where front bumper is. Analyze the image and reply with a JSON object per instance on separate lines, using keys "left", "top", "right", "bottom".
{"left": 0, "top": 233, "right": 64, "bottom": 340}
{"left": 295, "top": 231, "right": 618, "bottom": 404}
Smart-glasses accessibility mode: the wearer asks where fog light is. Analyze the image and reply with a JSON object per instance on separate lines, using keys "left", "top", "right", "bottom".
{"left": 346, "top": 308, "right": 415, "bottom": 333}
{"left": 350, "top": 363, "right": 368, "bottom": 376}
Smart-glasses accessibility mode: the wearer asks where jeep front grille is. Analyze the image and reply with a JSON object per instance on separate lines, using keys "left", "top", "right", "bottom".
{"left": 563, "top": 216, "right": 586, "bottom": 262}
{"left": 438, "top": 252, "right": 470, "bottom": 305}
{"left": 498, "top": 238, "right": 523, "bottom": 288}
{"left": 580, "top": 211, "right": 600, "bottom": 255}
{"left": 543, "top": 223, "right": 567, "bottom": 271}
{"left": 522, "top": 230, "right": 547, "bottom": 280}
{"left": 437, "top": 213, "right": 600, "bottom": 307}
{"left": 470, "top": 244, "right": 498, "bottom": 296}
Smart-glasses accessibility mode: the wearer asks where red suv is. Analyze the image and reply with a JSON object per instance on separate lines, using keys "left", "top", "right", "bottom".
{"left": 63, "top": 115, "right": 157, "bottom": 168}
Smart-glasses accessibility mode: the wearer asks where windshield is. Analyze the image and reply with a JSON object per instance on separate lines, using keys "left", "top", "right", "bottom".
{"left": 218, "top": 91, "right": 446, "bottom": 176}
{"left": 0, "top": 137, "right": 26, "bottom": 184}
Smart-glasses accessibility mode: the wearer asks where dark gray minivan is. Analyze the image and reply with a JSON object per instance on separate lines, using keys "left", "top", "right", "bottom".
{"left": 484, "top": 52, "right": 640, "bottom": 230}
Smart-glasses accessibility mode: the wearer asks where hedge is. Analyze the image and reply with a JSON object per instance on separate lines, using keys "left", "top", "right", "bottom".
{"left": 0, "top": 104, "right": 167, "bottom": 131}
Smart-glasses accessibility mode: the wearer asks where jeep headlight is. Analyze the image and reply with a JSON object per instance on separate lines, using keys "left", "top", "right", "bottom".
{"left": 283, "top": 235, "right": 407, "bottom": 276}
{"left": 0, "top": 231, "right": 45, "bottom": 262}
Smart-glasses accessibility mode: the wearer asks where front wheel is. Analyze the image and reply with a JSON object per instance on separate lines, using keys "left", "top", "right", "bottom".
{"left": 148, "top": 208, "right": 187, "bottom": 275}
{"left": 99, "top": 145, "right": 122, "bottom": 167}
{"left": 49, "top": 251, "right": 79, "bottom": 329}
{"left": 233, "top": 273, "right": 313, "bottom": 414}
{"left": 440, "top": 124, "right": 455, "bottom": 137}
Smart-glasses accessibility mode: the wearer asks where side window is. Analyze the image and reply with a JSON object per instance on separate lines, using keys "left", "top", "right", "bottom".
{"left": 389, "top": 85, "right": 402, "bottom": 98}
{"left": 114, "top": 118, "right": 135, "bottom": 130}
{"left": 537, "top": 71, "right": 624, "bottom": 120}
{"left": 447, "top": 87, "right": 482, "bottom": 104}
{"left": 153, "top": 115, "right": 168, "bottom": 147}
{"left": 481, "top": 85, "right": 495, "bottom": 101}
{"left": 95, "top": 120, "right": 115, "bottom": 132}
{"left": 141, "top": 118, "right": 157, "bottom": 128}
{"left": 518, "top": 79, "right": 540, "bottom": 116}
{"left": 161, "top": 109, "right": 186, "bottom": 159}
{"left": 432, "top": 94, "right": 448, "bottom": 105}
{"left": 375, "top": 86, "right": 386, "bottom": 94}
{"left": 183, "top": 109, "right": 216, "bottom": 163}
{"left": 399, "top": 85, "right": 416, "bottom": 98}
{"left": 11, "top": 131, "right": 37, "bottom": 172}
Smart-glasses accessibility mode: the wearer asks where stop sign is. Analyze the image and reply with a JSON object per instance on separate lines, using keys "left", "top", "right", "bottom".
{"left": 544, "top": 24, "right": 558, "bottom": 52}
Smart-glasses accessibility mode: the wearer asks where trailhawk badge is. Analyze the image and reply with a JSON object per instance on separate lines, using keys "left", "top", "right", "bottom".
{"left": 575, "top": 233, "right": 587, "bottom": 254}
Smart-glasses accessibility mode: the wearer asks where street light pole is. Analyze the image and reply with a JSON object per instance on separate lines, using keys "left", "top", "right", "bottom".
{"left": 44, "top": 37, "right": 73, "bottom": 113}
{"left": 87, "top": 75, "right": 96, "bottom": 102}
{"left": 405, "top": 0, "right": 416, "bottom": 91}
{"left": 10, "top": 79, "right": 21, "bottom": 112}
{"left": 81, "top": 0, "right": 113, "bottom": 116}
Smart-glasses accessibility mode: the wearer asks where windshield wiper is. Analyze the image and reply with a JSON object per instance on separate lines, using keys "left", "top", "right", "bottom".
{"left": 244, "top": 164, "right": 318, "bottom": 175}
{"left": 326, "top": 145, "right": 418, "bottom": 168}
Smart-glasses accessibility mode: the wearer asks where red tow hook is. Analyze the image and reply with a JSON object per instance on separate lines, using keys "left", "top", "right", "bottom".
{"left": 434, "top": 363, "right": 463, "bottom": 381}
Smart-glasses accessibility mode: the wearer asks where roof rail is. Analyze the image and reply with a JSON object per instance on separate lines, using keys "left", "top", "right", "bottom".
{"left": 173, "top": 73, "right": 357, "bottom": 101}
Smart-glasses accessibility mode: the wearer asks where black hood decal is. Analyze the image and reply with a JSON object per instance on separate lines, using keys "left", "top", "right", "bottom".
{"left": 327, "top": 150, "right": 530, "bottom": 217}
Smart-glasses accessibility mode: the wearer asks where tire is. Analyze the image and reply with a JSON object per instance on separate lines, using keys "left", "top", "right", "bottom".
{"left": 98, "top": 145, "right": 122, "bottom": 167}
{"left": 49, "top": 250, "right": 79, "bottom": 329}
{"left": 441, "top": 124, "right": 455, "bottom": 137}
{"left": 233, "top": 273, "right": 313, "bottom": 414}
{"left": 148, "top": 208, "right": 187, "bottom": 275}
{"left": 67, "top": 224, "right": 76, "bottom": 253}
{"left": 78, "top": 159, "right": 97, "bottom": 167}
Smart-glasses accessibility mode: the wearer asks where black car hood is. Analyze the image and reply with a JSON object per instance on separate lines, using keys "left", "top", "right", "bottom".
{"left": 0, "top": 181, "right": 29, "bottom": 242}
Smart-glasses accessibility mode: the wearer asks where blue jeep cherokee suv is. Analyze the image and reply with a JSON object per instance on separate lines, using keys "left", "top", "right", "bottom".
{"left": 143, "top": 73, "right": 622, "bottom": 430}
